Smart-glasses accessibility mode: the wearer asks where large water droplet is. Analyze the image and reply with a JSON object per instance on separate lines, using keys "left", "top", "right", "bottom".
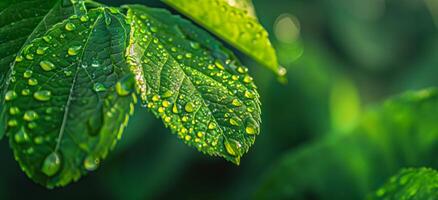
{"left": 40, "top": 60, "right": 55, "bottom": 71}
{"left": 41, "top": 152, "right": 61, "bottom": 176}
{"left": 224, "top": 139, "right": 241, "bottom": 156}
{"left": 28, "top": 78, "right": 38, "bottom": 86}
{"left": 34, "top": 90, "right": 52, "bottom": 101}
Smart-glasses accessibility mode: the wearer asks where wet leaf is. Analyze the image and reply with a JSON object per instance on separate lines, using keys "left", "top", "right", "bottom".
{"left": 369, "top": 168, "right": 438, "bottom": 200}
{"left": 162, "top": 0, "right": 283, "bottom": 76}
{"left": 4, "top": 8, "right": 135, "bottom": 188}
{"left": 125, "top": 5, "right": 261, "bottom": 164}
{"left": 0, "top": 0, "right": 84, "bottom": 139}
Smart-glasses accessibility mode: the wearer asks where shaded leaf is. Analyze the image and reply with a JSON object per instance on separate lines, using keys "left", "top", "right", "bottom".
{"left": 0, "top": 0, "right": 84, "bottom": 139}
{"left": 4, "top": 8, "right": 135, "bottom": 188}
{"left": 369, "top": 168, "right": 438, "bottom": 200}
{"left": 125, "top": 5, "right": 261, "bottom": 164}
{"left": 257, "top": 88, "right": 438, "bottom": 199}
{"left": 162, "top": 0, "right": 283, "bottom": 76}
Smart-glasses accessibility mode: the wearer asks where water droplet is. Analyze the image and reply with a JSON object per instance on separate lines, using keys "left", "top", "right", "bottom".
{"left": 36, "top": 47, "right": 48, "bottom": 55}
{"left": 93, "top": 83, "right": 107, "bottom": 92}
{"left": 243, "top": 75, "right": 253, "bottom": 83}
{"left": 23, "top": 70, "right": 33, "bottom": 78}
{"left": 41, "top": 152, "right": 61, "bottom": 176}
{"left": 80, "top": 15, "right": 89, "bottom": 22}
{"left": 43, "top": 36, "right": 52, "bottom": 43}
{"left": 21, "top": 89, "right": 30, "bottom": 96}
{"left": 215, "top": 60, "right": 225, "bottom": 70}
{"left": 229, "top": 117, "right": 241, "bottom": 126}
{"left": 232, "top": 99, "right": 242, "bottom": 107}
{"left": 83, "top": 156, "right": 99, "bottom": 171}
{"left": 28, "top": 78, "right": 38, "bottom": 86}
{"left": 65, "top": 22, "right": 76, "bottom": 31}
{"left": 5, "top": 90, "right": 17, "bottom": 101}
{"left": 8, "top": 120, "right": 18, "bottom": 127}
{"left": 25, "top": 54, "right": 34, "bottom": 60}
{"left": 244, "top": 91, "right": 255, "bottom": 99}
{"left": 245, "top": 125, "right": 257, "bottom": 135}
{"left": 116, "top": 75, "right": 135, "bottom": 96}
{"left": 190, "top": 42, "right": 200, "bottom": 49}
{"left": 40, "top": 60, "right": 55, "bottom": 71}
{"left": 278, "top": 66, "right": 287, "bottom": 76}
{"left": 34, "top": 90, "right": 52, "bottom": 101}
{"left": 23, "top": 110, "right": 38, "bottom": 121}
{"left": 15, "top": 55, "right": 23, "bottom": 62}
{"left": 68, "top": 45, "right": 82, "bottom": 56}
{"left": 172, "top": 103, "right": 179, "bottom": 113}
{"left": 208, "top": 122, "right": 217, "bottom": 129}
{"left": 152, "top": 95, "right": 160, "bottom": 102}
{"left": 185, "top": 53, "right": 192, "bottom": 58}
{"left": 150, "top": 26, "right": 158, "bottom": 33}
{"left": 162, "top": 91, "right": 173, "bottom": 98}
{"left": 224, "top": 139, "right": 241, "bottom": 156}
{"left": 14, "top": 127, "right": 29, "bottom": 143}
{"left": 185, "top": 102, "right": 195, "bottom": 113}
{"left": 162, "top": 100, "right": 170, "bottom": 107}
{"left": 9, "top": 107, "right": 20, "bottom": 115}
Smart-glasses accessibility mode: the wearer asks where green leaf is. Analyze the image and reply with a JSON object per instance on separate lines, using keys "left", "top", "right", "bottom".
{"left": 369, "top": 168, "right": 438, "bottom": 200}
{"left": 257, "top": 88, "right": 438, "bottom": 199}
{"left": 162, "top": 0, "right": 284, "bottom": 76}
{"left": 4, "top": 8, "right": 136, "bottom": 188}
{"left": 125, "top": 5, "right": 261, "bottom": 164}
{"left": 0, "top": 0, "right": 84, "bottom": 139}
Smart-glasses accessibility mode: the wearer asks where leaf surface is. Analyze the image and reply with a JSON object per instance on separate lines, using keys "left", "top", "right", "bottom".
{"left": 162, "top": 0, "right": 283, "bottom": 76}
{"left": 125, "top": 5, "right": 261, "bottom": 164}
{"left": 4, "top": 8, "right": 135, "bottom": 188}
{"left": 369, "top": 168, "right": 438, "bottom": 200}
{"left": 0, "top": 0, "right": 83, "bottom": 139}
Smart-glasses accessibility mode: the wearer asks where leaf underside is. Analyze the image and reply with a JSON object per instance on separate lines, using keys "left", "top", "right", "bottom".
{"left": 4, "top": 7, "right": 135, "bottom": 188}
{"left": 125, "top": 5, "right": 261, "bottom": 164}
{"left": 162, "top": 0, "right": 283, "bottom": 76}
{"left": 370, "top": 168, "right": 438, "bottom": 199}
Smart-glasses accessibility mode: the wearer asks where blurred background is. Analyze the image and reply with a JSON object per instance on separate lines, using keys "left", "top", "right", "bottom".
{"left": 1, "top": 0, "right": 438, "bottom": 199}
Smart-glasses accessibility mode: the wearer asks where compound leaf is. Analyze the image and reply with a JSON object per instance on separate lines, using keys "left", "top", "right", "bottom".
{"left": 4, "top": 8, "right": 135, "bottom": 188}
{"left": 125, "top": 5, "right": 261, "bottom": 164}
{"left": 162, "top": 0, "right": 284, "bottom": 76}
{"left": 369, "top": 168, "right": 438, "bottom": 200}
{"left": 0, "top": 0, "right": 84, "bottom": 139}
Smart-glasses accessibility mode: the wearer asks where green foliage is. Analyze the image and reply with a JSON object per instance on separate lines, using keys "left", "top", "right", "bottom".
{"left": 0, "top": 0, "right": 270, "bottom": 188}
{"left": 0, "top": 0, "right": 81, "bottom": 139}
{"left": 125, "top": 5, "right": 261, "bottom": 164}
{"left": 162, "top": 0, "right": 284, "bottom": 76}
{"left": 369, "top": 168, "right": 438, "bottom": 200}
{"left": 257, "top": 88, "right": 438, "bottom": 199}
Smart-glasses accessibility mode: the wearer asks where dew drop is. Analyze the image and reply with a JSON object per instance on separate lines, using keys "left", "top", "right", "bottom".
{"left": 21, "top": 89, "right": 30, "bottom": 96}
{"left": 9, "top": 107, "right": 20, "bottom": 115}
{"left": 28, "top": 78, "right": 38, "bottom": 86}
{"left": 41, "top": 152, "right": 61, "bottom": 176}
{"left": 40, "top": 60, "right": 55, "bottom": 71}
{"left": 36, "top": 47, "right": 48, "bottom": 55}
{"left": 232, "top": 99, "right": 242, "bottom": 107}
{"left": 23, "top": 70, "right": 33, "bottom": 78}
{"left": 83, "top": 156, "right": 99, "bottom": 171}
{"left": 229, "top": 117, "right": 241, "bottom": 126}
{"left": 243, "top": 75, "right": 253, "bottom": 83}
{"left": 245, "top": 126, "right": 257, "bottom": 135}
{"left": 25, "top": 54, "right": 34, "bottom": 60}
{"left": 185, "top": 102, "right": 195, "bottom": 113}
{"left": 15, "top": 55, "right": 24, "bottom": 62}
{"left": 34, "top": 90, "right": 52, "bottom": 101}
{"left": 14, "top": 127, "right": 29, "bottom": 143}
{"left": 43, "top": 36, "right": 52, "bottom": 43}
{"left": 208, "top": 122, "right": 217, "bottom": 129}
{"left": 65, "top": 22, "right": 76, "bottom": 31}
{"left": 80, "top": 15, "right": 89, "bottom": 22}
{"left": 8, "top": 120, "right": 18, "bottom": 127}
{"left": 116, "top": 75, "right": 135, "bottom": 96}
{"left": 244, "top": 91, "right": 255, "bottom": 99}
{"left": 5, "top": 90, "right": 17, "bottom": 101}
{"left": 224, "top": 139, "right": 241, "bottom": 156}
{"left": 93, "top": 83, "right": 107, "bottom": 92}
{"left": 68, "top": 45, "right": 82, "bottom": 56}
{"left": 23, "top": 110, "right": 38, "bottom": 121}
{"left": 190, "top": 42, "right": 200, "bottom": 49}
